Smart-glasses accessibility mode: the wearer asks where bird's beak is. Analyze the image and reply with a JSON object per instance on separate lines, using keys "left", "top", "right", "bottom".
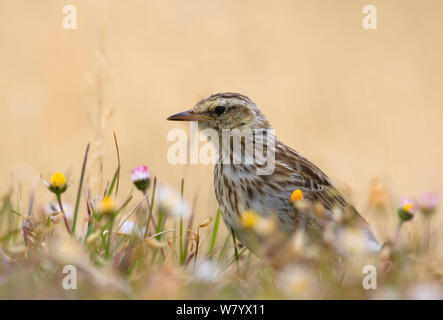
{"left": 167, "top": 109, "right": 214, "bottom": 121}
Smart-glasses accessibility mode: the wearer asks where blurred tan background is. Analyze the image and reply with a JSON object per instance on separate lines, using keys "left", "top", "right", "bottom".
{"left": 0, "top": 0, "right": 442, "bottom": 237}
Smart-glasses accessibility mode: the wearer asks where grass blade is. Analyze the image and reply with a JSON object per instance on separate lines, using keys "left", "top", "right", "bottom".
{"left": 71, "top": 144, "right": 90, "bottom": 235}
{"left": 227, "top": 247, "right": 247, "bottom": 268}
{"left": 231, "top": 227, "right": 239, "bottom": 269}
{"left": 106, "top": 166, "right": 120, "bottom": 198}
{"left": 179, "top": 178, "right": 184, "bottom": 265}
{"left": 218, "top": 234, "right": 231, "bottom": 264}
{"left": 208, "top": 208, "right": 221, "bottom": 258}
{"left": 112, "top": 132, "right": 121, "bottom": 197}
{"left": 115, "top": 195, "right": 133, "bottom": 215}
{"left": 144, "top": 177, "right": 157, "bottom": 239}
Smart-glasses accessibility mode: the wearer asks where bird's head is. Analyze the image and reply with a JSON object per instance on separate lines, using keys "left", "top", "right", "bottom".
{"left": 167, "top": 93, "right": 270, "bottom": 131}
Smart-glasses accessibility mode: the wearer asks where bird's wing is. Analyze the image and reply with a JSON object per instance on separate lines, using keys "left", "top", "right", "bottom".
{"left": 272, "top": 141, "right": 378, "bottom": 246}
{"left": 293, "top": 154, "right": 349, "bottom": 211}
{"left": 277, "top": 143, "right": 357, "bottom": 214}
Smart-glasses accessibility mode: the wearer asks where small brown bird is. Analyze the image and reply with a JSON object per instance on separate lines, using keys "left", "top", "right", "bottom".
{"left": 168, "top": 93, "right": 379, "bottom": 252}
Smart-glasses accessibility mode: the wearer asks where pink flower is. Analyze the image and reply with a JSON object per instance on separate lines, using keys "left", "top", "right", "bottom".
{"left": 399, "top": 197, "right": 418, "bottom": 213}
{"left": 398, "top": 197, "right": 417, "bottom": 223}
{"left": 418, "top": 192, "right": 439, "bottom": 215}
{"left": 131, "top": 165, "right": 151, "bottom": 192}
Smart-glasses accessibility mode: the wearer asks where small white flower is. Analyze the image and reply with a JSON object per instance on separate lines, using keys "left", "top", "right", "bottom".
{"left": 92, "top": 196, "right": 102, "bottom": 207}
{"left": 336, "top": 227, "right": 381, "bottom": 255}
{"left": 193, "top": 259, "right": 221, "bottom": 282}
{"left": 338, "top": 228, "right": 366, "bottom": 254}
{"left": 408, "top": 283, "right": 442, "bottom": 300}
{"left": 372, "top": 286, "right": 400, "bottom": 300}
{"left": 44, "top": 202, "right": 73, "bottom": 220}
{"left": 119, "top": 221, "right": 135, "bottom": 234}
{"left": 157, "top": 184, "right": 191, "bottom": 218}
{"left": 278, "top": 265, "right": 319, "bottom": 298}
{"left": 118, "top": 221, "right": 146, "bottom": 236}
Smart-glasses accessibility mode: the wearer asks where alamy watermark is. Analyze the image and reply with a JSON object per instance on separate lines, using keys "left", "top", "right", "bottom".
{"left": 62, "top": 265, "right": 77, "bottom": 290}
{"left": 62, "top": 5, "right": 77, "bottom": 30}
{"left": 362, "top": 5, "right": 377, "bottom": 30}
{"left": 362, "top": 265, "right": 377, "bottom": 290}
{"left": 167, "top": 122, "right": 276, "bottom": 175}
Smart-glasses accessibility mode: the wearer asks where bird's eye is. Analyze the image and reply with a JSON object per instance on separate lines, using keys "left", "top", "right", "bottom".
{"left": 214, "top": 106, "right": 226, "bottom": 116}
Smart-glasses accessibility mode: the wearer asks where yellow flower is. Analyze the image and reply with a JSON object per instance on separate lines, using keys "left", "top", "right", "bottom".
{"left": 402, "top": 203, "right": 414, "bottom": 212}
{"left": 240, "top": 210, "right": 259, "bottom": 229}
{"left": 99, "top": 196, "right": 115, "bottom": 214}
{"left": 50, "top": 172, "right": 66, "bottom": 187}
{"left": 290, "top": 189, "right": 303, "bottom": 202}
{"left": 48, "top": 172, "right": 67, "bottom": 194}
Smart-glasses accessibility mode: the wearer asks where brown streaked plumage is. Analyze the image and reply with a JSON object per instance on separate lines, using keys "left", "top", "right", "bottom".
{"left": 167, "top": 93, "right": 380, "bottom": 251}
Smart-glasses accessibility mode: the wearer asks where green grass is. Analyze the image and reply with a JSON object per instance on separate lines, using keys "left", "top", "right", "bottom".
{"left": 209, "top": 208, "right": 221, "bottom": 258}
{"left": 0, "top": 147, "right": 442, "bottom": 300}
{"left": 71, "top": 144, "right": 90, "bottom": 235}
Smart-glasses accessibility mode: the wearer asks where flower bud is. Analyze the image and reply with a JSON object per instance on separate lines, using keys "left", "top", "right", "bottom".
{"left": 418, "top": 192, "right": 439, "bottom": 216}
{"left": 290, "top": 189, "right": 303, "bottom": 202}
{"left": 131, "top": 165, "right": 151, "bottom": 192}
{"left": 398, "top": 197, "right": 416, "bottom": 222}
{"left": 48, "top": 172, "right": 67, "bottom": 195}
